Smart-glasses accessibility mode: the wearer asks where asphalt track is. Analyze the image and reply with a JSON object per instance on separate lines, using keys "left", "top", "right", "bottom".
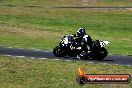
{"left": 0, "top": 5, "right": 132, "bottom": 65}
{"left": 0, "top": 47, "right": 132, "bottom": 65}
{"left": 49, "top": 6, "right": 132, "bottom": 10}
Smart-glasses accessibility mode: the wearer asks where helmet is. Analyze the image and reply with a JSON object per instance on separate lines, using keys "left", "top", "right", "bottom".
{"left": 77, "top": 28, "right": 86, "bottom": 37}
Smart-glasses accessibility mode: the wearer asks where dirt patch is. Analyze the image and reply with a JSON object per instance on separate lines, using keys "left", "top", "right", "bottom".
{"left": 80, "top": 0, "right": 97, "bottom": 2}
{"left": 49, "top": 0, "right": 97, "bottom": 2}
{"left": 48, "top": 0, "right": 64, "bottom": 1}
{"left": 0, "top": 26, "right": 62, "bottom": 38}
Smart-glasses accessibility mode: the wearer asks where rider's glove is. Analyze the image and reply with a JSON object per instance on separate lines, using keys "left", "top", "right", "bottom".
{"left": 71, "top": 34, "right": 76, "bottom": 37}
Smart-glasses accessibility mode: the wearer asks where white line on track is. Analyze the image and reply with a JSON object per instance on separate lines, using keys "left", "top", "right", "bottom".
{"left": 2, "top": 54, "right": 132, "bottom": 66}
{"left": 4, "top": 47, "right": 53, "bottom": 52}
{"left": 2, "top": 55, "right": 61, "bottom": 62}
{"left": 7, "top": 47, "right": 14, "bottom": 48}
{"left": 5, "top": 55, "right": 12, "bottom": 57}
{"left": 16, "top": 56, "right": 26, "bottom": 58}
{"left": 39, "top": 58, "right": 47, "bottom": 60}
{"left": 126, "top": 65, "right": 131, "bottom": 66}
{"left": 66, "top": 60, "right": 71, "bottom": 61}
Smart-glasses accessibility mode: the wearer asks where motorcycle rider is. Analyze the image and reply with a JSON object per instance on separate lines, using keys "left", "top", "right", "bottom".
{"left": 75, "top": 28, "right": 93, "bottom": 59}
{"left": 73, "top": 28, "right": 93, "bottom": 52}
{"left": 53, "top": 28, "right": 109, "bottom": 60}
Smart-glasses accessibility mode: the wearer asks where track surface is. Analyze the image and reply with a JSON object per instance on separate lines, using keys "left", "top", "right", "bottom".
{"left": 0, "top": 47, "right": 132, "bottom": 65}
{"left": 49, "top": 6, "right": 132, "bottom": 10}
{"left": 0, "top": 5, "right": 131, "bottom": 65}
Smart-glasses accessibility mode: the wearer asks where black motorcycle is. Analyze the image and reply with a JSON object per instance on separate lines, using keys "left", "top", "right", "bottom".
{"left": 53, "top": 35, "right": 81, "bottom": 57}
{"left": 53, "top": 35, "right": 110, "bottom": 60}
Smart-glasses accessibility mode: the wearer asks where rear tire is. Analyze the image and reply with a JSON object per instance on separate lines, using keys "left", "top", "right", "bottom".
{"left": 91, "top": 47, "right": 108, "bottom": 60}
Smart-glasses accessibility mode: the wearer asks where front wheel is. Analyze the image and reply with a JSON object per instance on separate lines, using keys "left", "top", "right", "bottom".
{"left": 91, "top": 47, "right": 108, "bottom": 60}
{"left": 53, "top": 46, "right": 65, "bottom": 57}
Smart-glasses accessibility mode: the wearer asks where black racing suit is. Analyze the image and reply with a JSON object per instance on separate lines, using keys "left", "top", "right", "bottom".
{"left": 75, "top": 35, "right": 93, "bottom": 52}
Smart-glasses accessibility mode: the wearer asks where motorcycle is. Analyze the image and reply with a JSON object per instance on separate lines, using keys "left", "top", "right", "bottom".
{"left": 78, "top": 40, "right": 110, "bottom": 60}
{"left": 53, "top": 35, "right": 110, "bottom": 60}
{"left": 53, "top": 35, "right": 81, "bottom": 57}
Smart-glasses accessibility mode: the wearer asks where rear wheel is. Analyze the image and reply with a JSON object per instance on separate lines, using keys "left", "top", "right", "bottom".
{"left": 91, "top": 47, "right": 108, "bottom": 60}
{"left": 53, "top": 46, "right": 65, "bottom": 57}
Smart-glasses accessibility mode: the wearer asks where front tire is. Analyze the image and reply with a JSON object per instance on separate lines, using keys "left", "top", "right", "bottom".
{"left": 53, "top": 46, "right": 65, "bottom": 57}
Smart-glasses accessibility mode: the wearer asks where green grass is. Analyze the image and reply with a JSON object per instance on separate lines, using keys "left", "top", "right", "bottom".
{"left": 0, "top": 8, "right": 132, "bottom": 54}
{"left": 0, "top": 1, "right": 132, "bottom": 88}
{"left": 0, "top": 0, "right": 132, "bottom": 6}
{"left": 0, "top": 56, "right": 132, "bottom": 88}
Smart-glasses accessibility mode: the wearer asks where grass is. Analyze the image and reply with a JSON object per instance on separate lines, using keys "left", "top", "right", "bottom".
{"left": 0, "top": 8, "right": 132, "bottom": 54}
{"left": 0, "top": 0, "right": 132, "bottom": 6}
{"left": 0, "top": 1, "right": 132, "bottom": 88}
{"left": 0, "top": 55, "right": 132, "bottom": 88}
